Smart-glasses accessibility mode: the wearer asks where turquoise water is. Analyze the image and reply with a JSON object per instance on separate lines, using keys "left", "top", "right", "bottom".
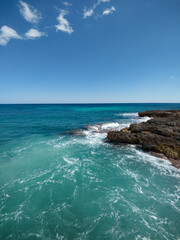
{"left": 0, "top": 104, "right": 180, "bottom": 240}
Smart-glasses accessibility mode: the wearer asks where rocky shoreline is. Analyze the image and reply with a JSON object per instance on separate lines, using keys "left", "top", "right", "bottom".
{"left": 107, "top": 110, "right": 180, "bottom": 168}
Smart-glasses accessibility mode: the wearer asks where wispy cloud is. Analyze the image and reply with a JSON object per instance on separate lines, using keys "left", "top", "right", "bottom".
{"left": 25, "top": 28, "right": 46, "bottom": 39}
{"left": 83, "top": 0, "right": 111, "bottom": 19}
{"left": 83, "top": 9, "right": 94, "bottom": 18}
{"left": 56, "top": 10, "right": 74, "bottom": 34}
{"left": 63, "top": 1, "right": 72, "bottom": 7}
{"left": 19, "top": 1, "right": 42, "bottom": 24}
{"left": 103, "top": 6, "right": 115, "bottom": 15}
{"left": 0, "top": 25, "right": 22, "bottom": 46}
{"left": 100, "top": 0, "right": 110, "bottom": 2}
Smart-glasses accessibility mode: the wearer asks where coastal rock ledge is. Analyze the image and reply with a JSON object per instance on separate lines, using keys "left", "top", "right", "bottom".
{"left": 107, "top": 110, "right": 180, "bottom": 168}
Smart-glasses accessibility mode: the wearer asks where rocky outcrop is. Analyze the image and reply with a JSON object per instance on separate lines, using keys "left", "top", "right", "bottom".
{"left": 107, "top": 110, "right": 180, "bottom": 168}
{"left": 138, "top": 110, "right": 180, "bottom": 118}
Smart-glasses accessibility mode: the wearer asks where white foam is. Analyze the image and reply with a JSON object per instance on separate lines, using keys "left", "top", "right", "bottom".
{"left": 138, "top": 116, "right": 151, "bottom": 123}
{"left": 101, "top": 122, "right": 120, "bottom": 129}
{"left": 80, "top": 122, "right": 120, "bottom": 137}
{"left": 74, "top": 122, "right": 133, "bottom": 146}
{"left": 116, "top": 112, "right": 139, "bottom": 117}
{"left": 84, "top": 132, "right": 107, "bottom": 145}
{"left": 115, "top": 112, "right": 151, "bottom": 124}
{"left": 82, "top": 130, "right": 90, "bottom": 136}
{"left": 118, "top": 123, "right": 131, "bottom": 130}
{"left": 88, "top": 125, "right": 99, "bottom": 131}
{"left": 122, "top": 113, "right": 139, "bottom": 117}
{"left": 131, "top": 147, "right": 180, "bottom": 178}
{"left": 63, "top": 157, "right": 78, "bottom": 165}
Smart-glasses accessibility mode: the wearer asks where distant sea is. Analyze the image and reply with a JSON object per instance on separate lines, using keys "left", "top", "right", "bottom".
{"left": 0, "top": 103, "right": 180, "bottom": 240}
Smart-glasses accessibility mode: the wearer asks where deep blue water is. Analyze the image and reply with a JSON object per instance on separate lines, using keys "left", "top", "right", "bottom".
{"left": 0, "top": 103, "right": 180, "bottom": 240}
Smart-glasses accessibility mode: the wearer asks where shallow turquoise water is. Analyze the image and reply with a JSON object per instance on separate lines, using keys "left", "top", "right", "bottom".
{"left": 0, "top": 104, "right": 180, "bottom": 240}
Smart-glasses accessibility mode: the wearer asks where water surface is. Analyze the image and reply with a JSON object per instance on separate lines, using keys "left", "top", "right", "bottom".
{"left": 0, "top": 104, "right": 180, "bottom": 240}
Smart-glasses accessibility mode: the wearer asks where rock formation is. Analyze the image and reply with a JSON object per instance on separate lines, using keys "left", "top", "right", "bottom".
{"left": 107, "top": 110, "right": 180, "bottom": 168}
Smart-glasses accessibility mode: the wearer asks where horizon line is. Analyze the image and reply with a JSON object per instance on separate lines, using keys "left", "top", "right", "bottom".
{"left": 0, "top": 102, "right": 180, "bottom": 105}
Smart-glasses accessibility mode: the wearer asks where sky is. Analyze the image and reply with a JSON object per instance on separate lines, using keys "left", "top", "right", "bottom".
{"left": 0, "top": 0, "right": 180, "bottom": 103}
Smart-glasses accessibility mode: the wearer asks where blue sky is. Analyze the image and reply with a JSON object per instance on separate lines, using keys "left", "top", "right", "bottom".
{"left": 0, "top": 0, "right": 180, "bottom": 103}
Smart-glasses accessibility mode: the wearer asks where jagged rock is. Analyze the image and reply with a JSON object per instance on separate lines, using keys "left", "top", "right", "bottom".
{"left": 138, "top": 110, "right": 180, "bottom": 118}
{"left": 107, "top": 110, "right": 180, "bottom": 168}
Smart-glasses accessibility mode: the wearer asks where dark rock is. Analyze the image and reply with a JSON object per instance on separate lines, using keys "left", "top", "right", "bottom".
{"left": 107, "top": 110, "right": 180, "bottom": 168}
{"left": 138, "top": 110, "right": 180, "bottom": 118}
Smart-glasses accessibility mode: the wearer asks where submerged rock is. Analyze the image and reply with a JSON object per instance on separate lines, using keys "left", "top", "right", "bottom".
{"left": 107, "top": 110, "right": 180, "bottom": 168}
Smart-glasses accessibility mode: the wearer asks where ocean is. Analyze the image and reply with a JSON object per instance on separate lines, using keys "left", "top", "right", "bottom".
{"left": 0, "top": 103, "right": 180, "bottom": 240}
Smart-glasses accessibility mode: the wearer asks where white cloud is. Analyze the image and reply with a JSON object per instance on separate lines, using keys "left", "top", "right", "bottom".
{"left": 103, "top": 6, "right": 115, "bottom": 15}
{"left": 19, "top": 1, "right": 42, "bottom": 24}
{"left": 83, "top": 9, "right": 94, "bottom": 19}
{"left": 83, "top": 0, "right": 111, "bottom": 19}
{"left": 63, "top": 1, "right": 72, "bottom": 7}
{"left": 100, "top": 0, "right": 110, "bottom": 2}
{"left": 25, "top": 28, "right": 46, "bottom": 39}
{"left": 56, "top": 10, "right": 74, "bottom": 34}
{"left": 0, "top": 25, "right": 22, "bottom": 46}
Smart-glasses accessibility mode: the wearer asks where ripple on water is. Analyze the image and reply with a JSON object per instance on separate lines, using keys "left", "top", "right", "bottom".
{"left": 0, "top": 125, "right": 180, "bottom": 239}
